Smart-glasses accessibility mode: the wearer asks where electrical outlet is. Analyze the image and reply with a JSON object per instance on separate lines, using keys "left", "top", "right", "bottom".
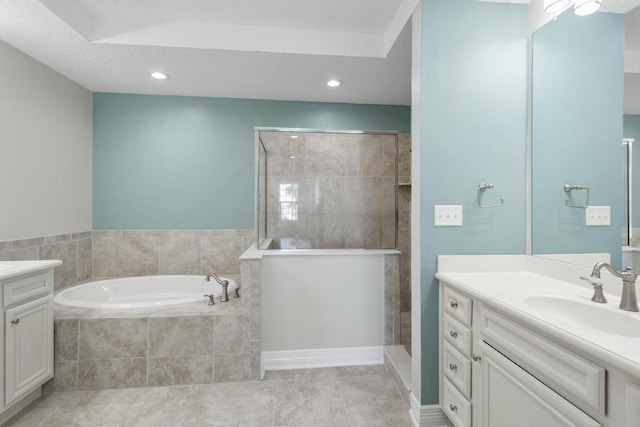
{"left": 586, "top": 206, "right": 610, "bottom": 226}
{"left": 434, "top": 205, "right": 463, "bottom": 226}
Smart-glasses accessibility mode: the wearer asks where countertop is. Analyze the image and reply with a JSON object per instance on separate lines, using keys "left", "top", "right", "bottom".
{"left": 436, "top": 255, "right": 640, "bottom": 379}
{"left": 0, "top": 260, "right": 62, "bottom": 281}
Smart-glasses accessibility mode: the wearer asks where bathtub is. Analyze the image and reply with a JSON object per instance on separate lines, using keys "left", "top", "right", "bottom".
{"left": 54, "top": 275, "right": 238, "bottom": 309}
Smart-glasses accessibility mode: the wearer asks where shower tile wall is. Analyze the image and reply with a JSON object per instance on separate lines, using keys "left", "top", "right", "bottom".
{"left": 0, "top": 232, "right": 93, "bottom": 291}
{"left": 397, "top": 134, "right": 411, "bottom": 352}
{"left": 262, "top": 132, "right": 397, "bottom": 249}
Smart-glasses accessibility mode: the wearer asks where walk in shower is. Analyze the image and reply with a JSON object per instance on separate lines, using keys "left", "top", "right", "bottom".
{"left": 255, "top": 129, "right": 399, "bottom": 250}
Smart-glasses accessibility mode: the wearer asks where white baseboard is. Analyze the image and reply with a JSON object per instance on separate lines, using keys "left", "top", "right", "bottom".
{"left": 262, "top": 346, "right": 384, "bottom": 371}
{"left": 410, "top": 393, "right": 451, "bottom": 427}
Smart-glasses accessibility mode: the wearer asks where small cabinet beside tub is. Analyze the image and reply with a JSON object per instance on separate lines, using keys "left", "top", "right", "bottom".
{"left": 0, "top": 261, "right": 60, "bottom": 424}
{"left": 439, "top": 279, "right": 640, "bottom": 427}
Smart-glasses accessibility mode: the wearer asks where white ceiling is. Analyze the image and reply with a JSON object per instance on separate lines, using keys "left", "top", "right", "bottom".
{"left": 0, "top": 0, "right": 416, "bottom": 105}
{"left": 0, "top": 0, "right": 638, "bottom": 107}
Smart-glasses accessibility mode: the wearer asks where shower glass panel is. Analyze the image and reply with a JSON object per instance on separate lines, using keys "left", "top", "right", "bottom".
{"left": 256, "top": 138, "right": 267, "bottom": 248}
{"left": 255, "top": 129, "right": 398, "bottom": 250}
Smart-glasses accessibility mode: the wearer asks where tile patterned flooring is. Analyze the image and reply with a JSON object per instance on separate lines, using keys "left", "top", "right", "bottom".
{"left": 4, "top": 365, "right": 414, "bottom": 427}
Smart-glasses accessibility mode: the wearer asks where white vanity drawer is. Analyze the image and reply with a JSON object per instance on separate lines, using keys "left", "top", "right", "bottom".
{"left": 479, "top": 305, "right": 606, "bottom": 415}
{"left": 443, "top": 286, "right": 472, "bottom": 327}
{"left": 444, "top": 313, "right": 472, "bottom": 357}
{"left": 2, "top": 272, "right": 53, "bottom": 308}
{"left": 444, "top": 342, "right": 472, "bottom": 398}
{"left": 443, "top": 378, "right": 471, "bottom": 427}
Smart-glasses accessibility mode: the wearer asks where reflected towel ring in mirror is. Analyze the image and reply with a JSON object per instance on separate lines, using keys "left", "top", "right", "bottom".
{"left": 478, "top": 182, "right": 504, "bottom": 208}
{"left": 564, "top": 184, "right": 590, "bottom": 209}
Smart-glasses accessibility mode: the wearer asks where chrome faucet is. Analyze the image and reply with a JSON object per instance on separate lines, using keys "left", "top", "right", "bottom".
{"left": 205, "top": 273, "right": 229, "bottom": 302}
{"left": 590, "top": 262, "right": 639, "bottom": 312}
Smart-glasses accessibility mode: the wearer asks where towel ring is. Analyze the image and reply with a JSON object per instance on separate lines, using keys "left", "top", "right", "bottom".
{"left": 564, "top": 184, "right": 590, "bottom": 209}
{"left": 478, "top": 183, "right": 504, "bottom": 208}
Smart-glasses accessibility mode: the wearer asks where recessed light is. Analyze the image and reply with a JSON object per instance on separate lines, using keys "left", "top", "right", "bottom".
{"left": 290, "top": 135, "right": 298, "bottom": 139}
{"left": 150, "top": 71, "right": 168, "bottom": 80}
{"left": 289, "top": 155, "right": 296, "bottom": 159}
{"left": 326, "top": 79, "right": 342, "bottom": 88}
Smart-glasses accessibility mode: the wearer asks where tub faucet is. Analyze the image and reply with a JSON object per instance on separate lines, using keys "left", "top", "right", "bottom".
{"left": 590, "top": 262, "right": 639, "bottom": 312}
{"left": 205, "top": 273, "right": 229, "bottom": 302}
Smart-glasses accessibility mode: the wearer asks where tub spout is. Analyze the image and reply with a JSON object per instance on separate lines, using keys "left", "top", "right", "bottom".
{"left": 205, "top": 273, "right": 229, "bottom": 302}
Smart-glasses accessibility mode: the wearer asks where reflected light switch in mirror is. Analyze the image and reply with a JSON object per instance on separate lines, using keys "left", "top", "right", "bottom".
{"left": 586, "top": 206, "right": 610, "bottom": 226}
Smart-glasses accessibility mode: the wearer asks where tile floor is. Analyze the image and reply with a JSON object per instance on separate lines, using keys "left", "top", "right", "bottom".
{"left": 4, "top": 365, "right": 414, "bottom": 427}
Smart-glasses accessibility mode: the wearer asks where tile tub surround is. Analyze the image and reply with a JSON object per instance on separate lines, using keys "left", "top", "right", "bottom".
{"left": 8, "top": 365, "right": 412, "bottom": 427}
{"left": 0, "top": 232, "right": 92, "bottom": 291}
{"left": 49, "top": 297, "right": 257, "bottom": 392}
{"left": 92, "top": 229, "right": 253, "bottom": 278}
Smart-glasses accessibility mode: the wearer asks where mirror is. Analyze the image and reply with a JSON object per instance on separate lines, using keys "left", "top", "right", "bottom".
{"left": 624, "top": 2, "right": 640, "bottom": 250}
{"left": 531, "top": 9, "right": 630, "bottom": 268}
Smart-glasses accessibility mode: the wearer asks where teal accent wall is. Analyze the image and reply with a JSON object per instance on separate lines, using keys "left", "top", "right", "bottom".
{"left": 93, "top": 94, "right": 410, "bottom": 229}
{"left": 624, "top": 115, "right": 640, "bottom": 228}
{"left": 420, "top": 0, "right": 528, "bottom": 403}
{"left": 532, "top": 12, "right": 624, "bottom": 267}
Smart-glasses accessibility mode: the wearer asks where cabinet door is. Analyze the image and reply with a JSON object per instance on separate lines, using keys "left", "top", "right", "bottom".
{"left": 5, "top": 296, "right": 53, "bottom": 406}
{"left": 625, "top": 382, "right": 640, "bottom": 427}
{"left": 479, "top": 342, "right": 600, "bottom": 427}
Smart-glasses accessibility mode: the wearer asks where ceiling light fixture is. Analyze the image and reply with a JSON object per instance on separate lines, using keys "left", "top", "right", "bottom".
{"left": 544, "top": 0, "right": 571, "bottom": 14}
{"left": 290, "top": 135, "right": 298, "bottom": 139}
{"left": 543, "top": 0, "right": 602, "bottom": 16}
{"left": 326, "top": 79, "right": 342, "bottom": 88}
{"left": 150, "top": 71, "right": 168, "bottom": 80}
{"left": 573, "top": 0, "right": 602, "bottom": 16}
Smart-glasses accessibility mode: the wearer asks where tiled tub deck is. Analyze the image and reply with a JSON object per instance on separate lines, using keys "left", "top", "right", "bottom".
{"left": 50, "top": 284, "right": 260, "bottom": 392}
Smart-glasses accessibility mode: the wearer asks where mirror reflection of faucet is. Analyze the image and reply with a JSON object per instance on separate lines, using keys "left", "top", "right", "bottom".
{"left": 589, "top": 262, "right": 639, "bottom": 312}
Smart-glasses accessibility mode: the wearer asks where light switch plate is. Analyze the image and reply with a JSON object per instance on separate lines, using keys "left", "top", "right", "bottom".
{"left": 434, "top": 205, "right": 463, "bottom": 226}
{"left": 586, "top": 206, "right": 610, "bottom": 226}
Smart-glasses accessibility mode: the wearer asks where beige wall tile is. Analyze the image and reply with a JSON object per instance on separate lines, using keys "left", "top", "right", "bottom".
{"left": 55, "top": 319, "right": 78, "bottom": 361}
{"left": 79, "top": 318, "right": 148, "bottom": 359}
{"left": 157, "top": 235, "right": 200, "bottom": 275}
{"left": 148, "top": 316, "right": 213, "bottom": 357}
{"left": 78, "top": 358, "right": 147, "bottom": 390}
{"left": 115, "top": 238, "right": 158, "bottom": 277}
{"left": 39, "top": 240, "right": 78, "bottom": 290}
{"left": 214, "top": 353, "right": 251, "bottom": 382}
{"left": 147, "top": 355, "right": 213, "bottom": 386}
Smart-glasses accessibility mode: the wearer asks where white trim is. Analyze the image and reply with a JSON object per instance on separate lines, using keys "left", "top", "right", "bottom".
{"left": 410, "top": 393, "right": 451, "bottom": 427}
{"left": 410, "top": 2, "right": 422, "bottom": 405}
{"left": 262, "top": 346, "right": 383, "bottom": 371}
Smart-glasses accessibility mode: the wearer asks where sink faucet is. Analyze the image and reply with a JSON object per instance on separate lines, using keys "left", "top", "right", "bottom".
{"left": 590, "top": 262, "right": 639, "bottom": 312}
{"left": 205, "top": 273, "right": 229, "bottom": 302}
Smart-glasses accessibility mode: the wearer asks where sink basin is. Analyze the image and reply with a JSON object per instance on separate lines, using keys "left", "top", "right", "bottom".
{"left": 523, "top": 296, "right": 640, "bottom": 338}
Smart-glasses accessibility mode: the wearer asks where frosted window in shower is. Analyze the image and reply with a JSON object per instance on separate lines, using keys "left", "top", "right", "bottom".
{"left": 279, "top": 183, "right": 299, "bottom": 221}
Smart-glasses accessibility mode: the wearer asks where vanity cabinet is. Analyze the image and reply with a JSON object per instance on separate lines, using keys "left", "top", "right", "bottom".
{"left": 440, "top": 282, "right": 603, "bottom": 427}
{"left": 5, "top": 294, "right": 53, "bottom": 406}
{"left": 0, "top": 265, "right": 57, "bottom": 423}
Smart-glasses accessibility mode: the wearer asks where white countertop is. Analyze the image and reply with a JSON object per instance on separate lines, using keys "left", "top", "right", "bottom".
{"left": 436, "top": 255, "right": 640, "bottom": 379}
{"left": 0, "top": 260, "right": 62, "bottom": 281}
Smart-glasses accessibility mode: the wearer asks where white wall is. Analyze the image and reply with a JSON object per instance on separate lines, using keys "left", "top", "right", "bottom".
{"left": 0, "top": 40, "right": 92, "bottom": 241}
{"left": 260, "top": 254, "right": 384, "bottom": 351}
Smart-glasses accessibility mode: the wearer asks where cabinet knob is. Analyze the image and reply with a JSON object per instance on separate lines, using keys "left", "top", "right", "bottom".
{"left": 449, "top": 363, "right": 457, "bottom": 371}
{"left": 449, "top": 404, "right": 458, "bottom": 412}
{"left": 472, "top": 353, "right": 481, "bottom": 362}
{"left": 10, "top": 319, "right": 19, "bottom": 325}
{"left": 449, "top": 300, "right": 458, "bottom": 309}
{"left": 449, "top": 330, "right": 458, "bottom": 338}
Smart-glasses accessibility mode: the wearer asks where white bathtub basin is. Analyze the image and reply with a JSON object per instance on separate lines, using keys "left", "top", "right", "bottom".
{"left": 54, "top": 275, "right": 238, "bottom": 309}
